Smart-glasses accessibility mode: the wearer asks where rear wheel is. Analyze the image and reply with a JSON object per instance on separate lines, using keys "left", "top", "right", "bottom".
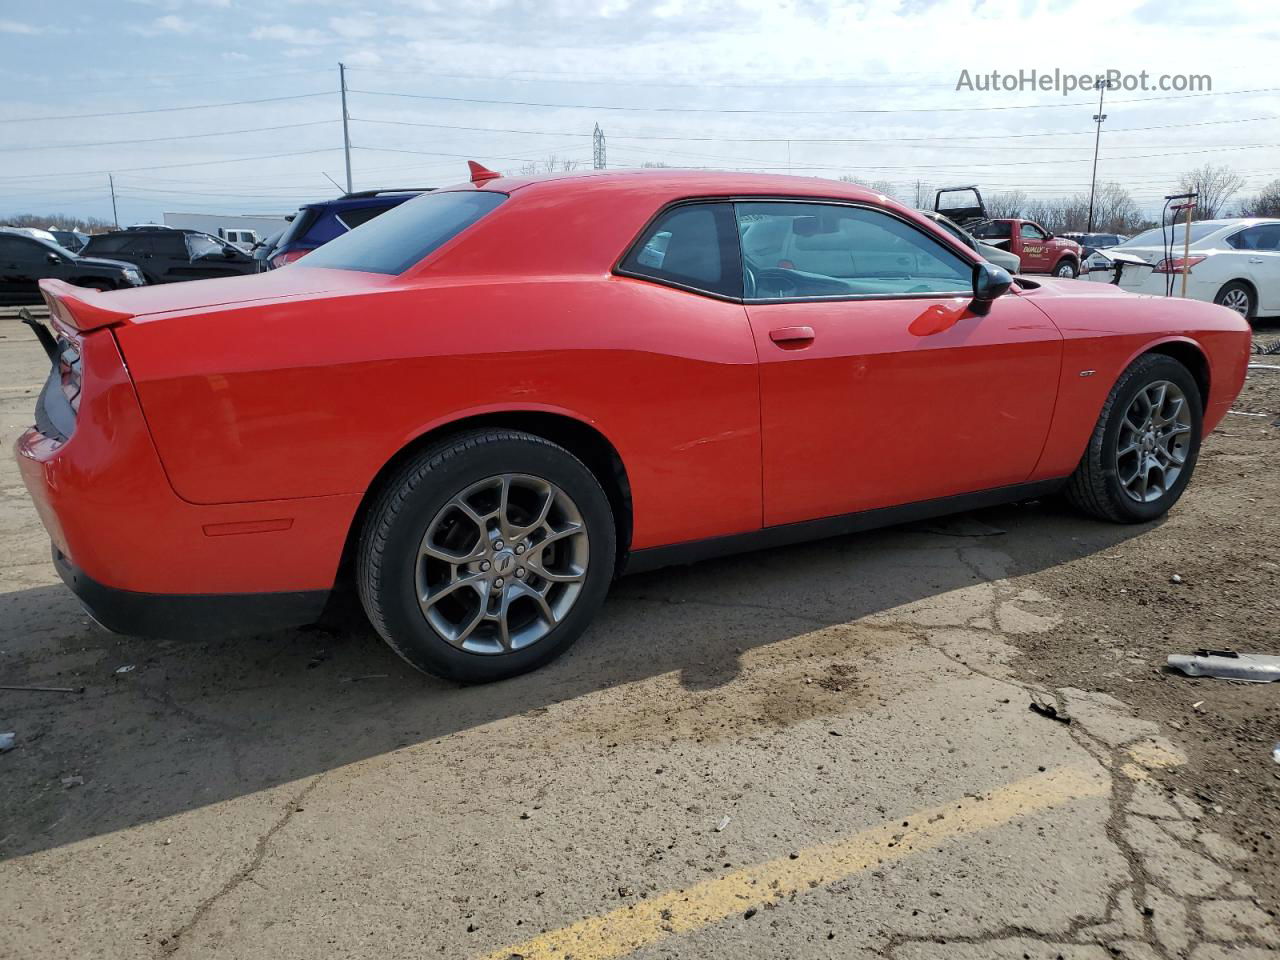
{"left": 1053, "top": 258, "right": 1078, "bottom": 278}
{"left": 1065, "top": 354, "right": 1203, "bottom": 523}
{"left": 1214, "top": 281, "right": 1255, "bottom": 320}
{"left": 357, "top": 429, "right": 615, "bottom": 683}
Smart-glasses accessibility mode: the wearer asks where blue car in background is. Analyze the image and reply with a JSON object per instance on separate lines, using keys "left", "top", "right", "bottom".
{"left": 257, "top": 188, "right": 430, "bottom": 269}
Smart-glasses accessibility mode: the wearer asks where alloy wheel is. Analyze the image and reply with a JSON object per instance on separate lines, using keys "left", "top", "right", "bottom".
{"left": 1220, "top": 288, "right": 1251, "bottom": 316}
{"left": 416, "top": 474, "right": 589, "bottom": 654}
{"left": 1115, "top": 380, "right": 1192, "bottom": 503}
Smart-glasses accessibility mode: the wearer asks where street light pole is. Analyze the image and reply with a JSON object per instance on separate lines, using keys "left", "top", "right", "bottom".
{"left": 1086, "top": 78, "right": 1114, "bottom": 233}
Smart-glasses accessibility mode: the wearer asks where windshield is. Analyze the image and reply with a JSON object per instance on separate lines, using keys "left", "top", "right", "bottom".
{"left": 299, "top": 190, "right": 507, "bottom": 275}
{"left": 40, "top": 239, "right": 81, "bottom": 260}
{"left": 1120, "top": 224, "right": 1223, "bottom": 248}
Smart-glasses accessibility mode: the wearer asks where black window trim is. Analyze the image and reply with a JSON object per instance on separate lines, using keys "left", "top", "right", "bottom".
{"left": 613, "top": 195, "right": 984, "bottom": 306}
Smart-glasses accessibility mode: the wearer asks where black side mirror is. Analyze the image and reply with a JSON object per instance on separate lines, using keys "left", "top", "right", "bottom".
{"left": 224, "top": 248, "right": 237, "bottom": 259}
{"left": 46, "top": 252, "right": 61, "bottom": 264}
{"left": 971, "top": 261, "right": 1013, "bottom": 315}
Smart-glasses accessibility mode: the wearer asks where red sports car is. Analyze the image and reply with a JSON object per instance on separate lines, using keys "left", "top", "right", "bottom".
{"left": 17, "top": 166, "right": 1251, "bottom": 682}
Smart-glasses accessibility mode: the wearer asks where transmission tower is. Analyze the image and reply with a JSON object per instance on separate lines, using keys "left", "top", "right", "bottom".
{"left": 593, "top": 123, "right": 606, "bottom": 170}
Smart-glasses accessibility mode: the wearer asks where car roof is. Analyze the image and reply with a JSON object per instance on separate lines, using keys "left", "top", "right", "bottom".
{"left": 438, "top": 168, "right": 891, "bottom": 205}
{"left": 300, "top": 190, "right": 427, "bottom": 212}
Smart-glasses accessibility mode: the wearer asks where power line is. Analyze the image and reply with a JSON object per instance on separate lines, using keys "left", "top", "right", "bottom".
{"left": 349, "top": 65, "right": 953, "bottom": 91}
{"left": 0, "top": 91, "right": 335, "bottom": 124}
{"left": 348, "top": 85, "right": 1280, "bottom": 116}
{"left": 0, "top": 148, "right": 343, "bottom": 182}
{"left": 0, "top": 120, "right": 340, "bottom": 153}
{"left": 349, "top": 113, "right": 1280, "bottom": 145}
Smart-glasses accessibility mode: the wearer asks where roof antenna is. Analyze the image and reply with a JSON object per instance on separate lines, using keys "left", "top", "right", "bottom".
{"left": 468, "top": 161, "right": 501, "bottom": 185}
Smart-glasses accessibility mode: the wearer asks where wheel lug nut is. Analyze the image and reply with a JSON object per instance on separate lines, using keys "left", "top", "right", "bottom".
{"left": 494, "top": 577, "right": 504, "bottom": 588}
{"left": 515, "top": 545, "right": 525, "bottom": 555}
{"left": 516, "top": 568, "right": 525, "bottom": 578}
{"left": 494, "top": 540, "right": 504, "bottom": 550}
{"left": 480, "top": 561, "right": 491, "bottom": 571}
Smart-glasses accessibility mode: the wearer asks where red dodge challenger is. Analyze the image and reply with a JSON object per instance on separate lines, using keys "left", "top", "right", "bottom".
{"left": 17, "top": 166, "right": 1251, "bottom": 682}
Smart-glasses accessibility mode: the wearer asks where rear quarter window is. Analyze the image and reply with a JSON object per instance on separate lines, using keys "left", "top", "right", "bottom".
{"left": 298, "top": 191, "right": 506, "bottom": 275}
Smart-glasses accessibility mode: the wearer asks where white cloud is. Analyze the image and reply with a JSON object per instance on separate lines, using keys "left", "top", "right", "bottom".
{"left": 0, "top": 19, "right": 41, "bottom": 34}
{"left": 328, "top": 16, "right": 376, "bottom": 39}
{"left": 250, "top": 23, "right": 333, "bottom": 45}
{"left": 132, "top": 14, "right": 198, "bottom": 36}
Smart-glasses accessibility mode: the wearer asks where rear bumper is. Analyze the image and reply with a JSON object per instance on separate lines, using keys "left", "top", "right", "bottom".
{"left": 15, "top": 326, "right": 359, "bottom": 620}
{"left": 54, "top": 547, "right": 328, "bottom": 638}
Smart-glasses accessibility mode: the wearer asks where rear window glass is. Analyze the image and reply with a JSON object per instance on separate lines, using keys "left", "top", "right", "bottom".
{"left": 1121, "top": 224, "right": 1222, "bottom": 248}
{"left": 299, "top": 191, "right": 506, "bottom": 274}
{"left": 336, "top": 205, "right": 393, "bottom": 230}
{"left": 618, "top": 202, "right": 742, "bottom": 298}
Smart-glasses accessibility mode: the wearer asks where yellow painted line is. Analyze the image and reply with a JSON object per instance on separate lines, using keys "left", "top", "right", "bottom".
{"left": 478, "top": 766, "right": 1107, "bottom": 960}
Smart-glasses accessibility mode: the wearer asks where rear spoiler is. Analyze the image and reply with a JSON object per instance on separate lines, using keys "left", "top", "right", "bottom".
{"left": 38, "top": 279, "right": 133, "bottom": 333}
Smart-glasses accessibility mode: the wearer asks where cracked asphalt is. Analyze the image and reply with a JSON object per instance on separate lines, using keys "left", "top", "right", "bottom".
{"left": 0, "top": 319, "right": 1276, "bottom": 960}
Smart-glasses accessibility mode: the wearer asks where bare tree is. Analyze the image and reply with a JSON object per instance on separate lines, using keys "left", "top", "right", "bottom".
{"left": 1238, "top": 178, "right": 1280, "bottom": 218}
{"left": 517, "top": 155, "right": 583, "bottom": 176}
{"left": 1088, "top": 182, "right": 1143, "bottom": 234}
{"left": 837, "top": 176, "right": 904, "bottom": 203}
{"left": 1176, "top": 164, "right": 1245, "bottom": 220}
{"left": 984, "top": 190, "right": 1028, "bottom": 219}
{"left": 3, "top": 212, "right": 115, "bottom": 233}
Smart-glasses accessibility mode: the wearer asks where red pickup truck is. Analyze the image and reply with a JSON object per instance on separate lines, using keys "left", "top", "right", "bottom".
{"left": 969, "top": 219, "right": 1084, "bottom": 277}
{"left": 934, "top": 187, "right": 1084, "bottom": 278}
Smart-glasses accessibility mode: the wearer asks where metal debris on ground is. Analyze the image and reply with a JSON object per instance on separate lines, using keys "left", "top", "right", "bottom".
{"left": 1029, "top": 695, "right": 1072, "bottom": 724}
{"left": 0, "top": 684, "right": 84, "bottom": 694}
{"left": 61, "top": 775, "right": 84, "bottom": 788}
{"left": 115, "top": 665, "right": 135, "bottom": 674}
{"left": 0, "top": 732, "right": 14, "bottom": 753}
{"left": 715, "top": 815, "right": 731, "bottom": 832}
{"left": 1273, "top": 744, "right": 1280, "bottom": 765}
{"left": 1166, "top": 650, "right": 1280, "bottom": 683}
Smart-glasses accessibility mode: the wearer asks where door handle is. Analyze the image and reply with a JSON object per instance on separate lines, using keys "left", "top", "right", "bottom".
{"left": 1249, "top": 257, "right": 1265, "bottom": 264}
{"left": 769, "top": 325, "right": 815, "bottom": 344}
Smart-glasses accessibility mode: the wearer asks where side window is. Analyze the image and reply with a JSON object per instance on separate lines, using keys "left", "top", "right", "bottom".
{"left": 5, "top": 237, "right": 45, "bottom": 264}
{"left": 736, "top": 201, "right": 972, "bottom": 300}
{"left": 1020, "top": 222, "right": 1046, "bottom": 240}
{"left": 618, "top": 202, "right": 741, "bottom": 298}
{"left": 1228, "top": 225, "right": 1280, "bottom": 251}
{"left": 0, "top": 236, "right": 40, "bottom": 261}
{"left": 186, "top": 234, "right": 223, "bottom": 258}
{"left": 971, "top": 220, "right": 1012, "bottom": 240}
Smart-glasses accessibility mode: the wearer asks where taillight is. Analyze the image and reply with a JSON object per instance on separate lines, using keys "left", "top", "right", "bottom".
{"left": 1153, "top": 256, "right": 1206, "bottom": 274}
{"left": 58, "top": 339, "right": 83, "bottom": 413}
{"left": 269, "top": 249, "right": 307, "bottom": 269}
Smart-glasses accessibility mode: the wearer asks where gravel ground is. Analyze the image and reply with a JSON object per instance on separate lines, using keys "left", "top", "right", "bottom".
{"left": 0, "top": 315, "right": 1276, "bottom": 960}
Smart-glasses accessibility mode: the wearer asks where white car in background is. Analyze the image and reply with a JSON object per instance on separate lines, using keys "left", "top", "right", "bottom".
{"left": 1085, "top": 218, "right": 1280, "bottom": 321}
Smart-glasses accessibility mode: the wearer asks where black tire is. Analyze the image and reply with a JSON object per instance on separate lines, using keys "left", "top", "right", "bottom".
{"left": 357, "top": 429, "right": 616, "bottom": 683}
{"left": 1065, "top": 354, "right": 1203, "bottom": 523}
{"left": 1213, "top": 280, "right": 1255, "bottom": 321}
{"left": 1052, "top": 258, "right": 1079, "bottom": 279}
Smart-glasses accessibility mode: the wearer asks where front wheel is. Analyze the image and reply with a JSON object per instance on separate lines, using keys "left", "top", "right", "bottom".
{"left": 1053, "top": 258, "right": 1079, "bottom": 278}
{"left": 357, "top": 429, "right": 616, "bottom": 683}
{"left": 1065, "top": 354, "right": 1203, "bottom": 523}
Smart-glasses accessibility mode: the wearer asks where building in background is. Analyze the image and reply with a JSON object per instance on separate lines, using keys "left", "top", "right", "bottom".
{"left": 162, "top": 211, "right": 290, "bottom": 249}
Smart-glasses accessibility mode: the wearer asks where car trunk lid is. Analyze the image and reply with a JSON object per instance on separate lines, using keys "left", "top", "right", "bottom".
{"left": 39, "top": 267, "right": 395, "bottom": 331}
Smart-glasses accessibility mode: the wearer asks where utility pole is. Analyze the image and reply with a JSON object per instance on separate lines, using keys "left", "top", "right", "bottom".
{"left": 339, "top": 62, "right": 353, "bottom": 193}
{"left": 592, "top": 123, "right": 606, "bottom": 170}
{"left": 108, "top": 174, "right": 119, "bottom": 228}
{"left": 1086, "top": 77, "right": 1116, "bottom": 232}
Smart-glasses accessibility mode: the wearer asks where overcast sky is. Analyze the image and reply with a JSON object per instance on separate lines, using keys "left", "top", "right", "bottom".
{"left": 2, "top": 0, "right": 1277, "bottom": 225}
